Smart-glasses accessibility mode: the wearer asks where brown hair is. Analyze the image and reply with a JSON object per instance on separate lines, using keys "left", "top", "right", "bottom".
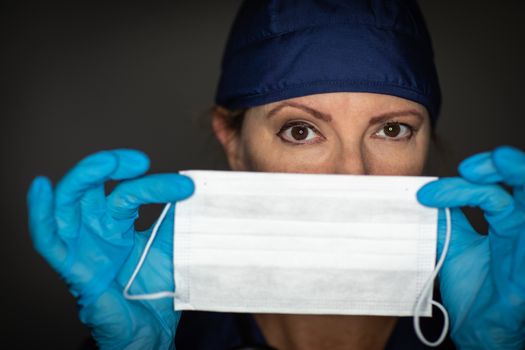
{"left": 213, "top": 106, "right": 247, "bottom": 133}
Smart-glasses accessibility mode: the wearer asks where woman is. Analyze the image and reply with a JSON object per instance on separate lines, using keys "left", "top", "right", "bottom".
{"left": 26, "top": 1, "right": 525, "bottom": 349}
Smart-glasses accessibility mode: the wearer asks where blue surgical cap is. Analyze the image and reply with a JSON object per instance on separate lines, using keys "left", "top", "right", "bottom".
{"left": 215, "top": 0, "right": 441, "bottom": 123}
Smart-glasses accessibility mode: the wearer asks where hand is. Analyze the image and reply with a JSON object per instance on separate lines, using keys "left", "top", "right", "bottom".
{"left": 27, "top": 149, "right": 194, "bottom": 349}
{"left": 417, "top": 146, "right": 525, "bottom": 349}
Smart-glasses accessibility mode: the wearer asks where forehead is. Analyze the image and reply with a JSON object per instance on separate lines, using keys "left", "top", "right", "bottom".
{"left": 253, "top": 92, "right": 429, "bottom": 120}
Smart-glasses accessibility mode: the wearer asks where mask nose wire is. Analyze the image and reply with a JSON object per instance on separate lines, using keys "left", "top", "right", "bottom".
{"left": 123, "top": 202, "right": 175, "bottom": 300}
{"left": 413, "top": 207, "right": 452, "bottom": 347}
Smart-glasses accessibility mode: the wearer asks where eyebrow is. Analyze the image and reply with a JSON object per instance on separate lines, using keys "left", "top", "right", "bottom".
{"left": 369, "top": 110, "right": 424, "bottom": 125}
{"left": 267, "top": 102, "right": 424, "bottom": 124}
{"left": 266, "top": 101, "right": 332, "bottom": 122}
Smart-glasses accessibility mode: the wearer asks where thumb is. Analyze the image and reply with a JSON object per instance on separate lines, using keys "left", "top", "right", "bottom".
{"left": 103, "top": 174, "right": 194, "bottom": 240}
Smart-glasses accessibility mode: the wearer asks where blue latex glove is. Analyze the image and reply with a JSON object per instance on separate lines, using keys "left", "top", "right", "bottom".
{"left": 27, "top": 149, "right": 194, "bottom": 349}
{"left": 417, "top": 146, "right": 525, "bottom": 349}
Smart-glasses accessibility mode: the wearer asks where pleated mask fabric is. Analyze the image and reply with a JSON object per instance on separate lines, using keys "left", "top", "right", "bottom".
{"left": 173, "top": 171, "right": 439, "bottom": 317}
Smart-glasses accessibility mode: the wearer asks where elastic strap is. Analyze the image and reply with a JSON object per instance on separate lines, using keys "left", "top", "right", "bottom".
{"left": 413, "top": 208, "right": 452, "bottom": 347}
{"left": 123, "top": 203, "right": 175, "bottom": 300}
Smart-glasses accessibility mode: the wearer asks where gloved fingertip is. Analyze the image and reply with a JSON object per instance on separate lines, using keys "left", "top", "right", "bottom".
{"left": 112, "top": 148, "right": 150, "bottom": 165}
{"left": 458, "top": 167, "right": 502, "bottom": 184}
{"left": 83, "top": 150, "right": 118, "bottom": 166}
{"left": 492, "top": 146, "right": 525, "bottom": 186}
{"left": 71, "top": 151, "right": 120, "bottom": 181}
{"left": 133, "top": 151, "right": 150, "bottom": 170}
{"left": 175, "top": 175, "right": 195, "bottom": 198}
{"left": 417, "top": 179, "right": 465, "bottom": 207}
{"left": 108, "top": 149, "right": 151, "bottom": 180}
{"left": 416, "top": 182, "right": 438, "bottom": 206}
{"left": 494, "top": 144, "right": 521, "bottom": 154}
{"left": 28, "top": 176, "right": 52, "bottom": 202}
{"left": 458, "top": 152, "right": 492, "bottom": 177}
{"left": 493, "top": 145, "right": 525, "bottom": 163}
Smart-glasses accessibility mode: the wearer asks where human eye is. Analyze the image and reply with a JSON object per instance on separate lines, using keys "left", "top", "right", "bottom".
{"left": 374, "top": 122, "right": 414, "bottom": 141}
{"left": 276, "top": 121, "right": 325, "bottom": 145}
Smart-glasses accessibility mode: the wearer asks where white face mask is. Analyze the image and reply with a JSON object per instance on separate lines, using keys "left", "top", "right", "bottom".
{"left": 124, "top": 170, "right": 451, "bottom": 347}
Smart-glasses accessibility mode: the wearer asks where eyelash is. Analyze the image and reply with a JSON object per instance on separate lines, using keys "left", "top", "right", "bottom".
{"left": 276, "top": 120, "right": 416, "bottom": 145}
{"left": 373, "top": 121, "right": 415, "bottom": 141}
{"left": 276, "top": 121, "right": 324, "bottom": 145}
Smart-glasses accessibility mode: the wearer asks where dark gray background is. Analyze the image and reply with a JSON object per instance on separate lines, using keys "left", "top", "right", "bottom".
{"left": 2, "top": 1, "right": 524, "bottom": 348}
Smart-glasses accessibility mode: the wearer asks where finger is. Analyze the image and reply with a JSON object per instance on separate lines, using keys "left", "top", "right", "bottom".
{"left": 80, "top": 186, "right": 107, "bottom": 218}
{"left": 458, "top": 151, "right": 501, "bottom": 183}
{"left": 435, "top": 207, "right": 482, "bottom": 258}
{"left": 459, "top": 146, "right": 525, "bottom": 187}
{"left": 515, "top": 188, "right": 525, "bottom": 211}
{"left": 27, "top": 177, "right": 67, "bottom": 270}
{"left": 493, "top": 146, "right": 525, "bottom": 187}
{"left": 418, "top": 177, "right": 519, "bottom": 234}
{"left": 494, "top": 147, "right": 525, "bottom": 210}
{"left": 105, "top": 174, "right": 194, "bottom": 235}
{"left": 54, "top": 149, "right": 150, "bottom": 239}
{"left": 513, "top": 232, "right": 525, "bottom": 289}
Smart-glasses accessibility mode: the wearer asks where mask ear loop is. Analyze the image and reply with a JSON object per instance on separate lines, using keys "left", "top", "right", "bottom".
{"left": 413, "top": 207, "right": 452, "bottom": 347}
{"left": 123, "top": 202, "right": 176, "bottom": 300}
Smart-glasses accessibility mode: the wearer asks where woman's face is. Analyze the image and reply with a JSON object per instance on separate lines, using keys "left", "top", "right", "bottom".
{"left": 214, "top": 92, "right": 431, "bottom": 176}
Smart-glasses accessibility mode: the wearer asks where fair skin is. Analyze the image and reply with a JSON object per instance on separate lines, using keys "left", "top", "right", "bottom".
{"left": 212, "top": 92, "right": 431, "bottom": 350}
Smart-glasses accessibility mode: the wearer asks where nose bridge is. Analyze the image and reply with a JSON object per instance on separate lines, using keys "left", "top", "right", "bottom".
{"left": 334, "top": 131, "right": 368, "bottom": 175}
{"left": 334, "top": 140, "right": 368, "bottom": 175}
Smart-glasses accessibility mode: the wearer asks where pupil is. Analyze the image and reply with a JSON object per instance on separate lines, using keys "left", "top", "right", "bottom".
{"left": 291, "top": 126, "right": 308, "bottom": 140}
{"left": 384, "top": 123, "right": 400, "bottom": 137}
